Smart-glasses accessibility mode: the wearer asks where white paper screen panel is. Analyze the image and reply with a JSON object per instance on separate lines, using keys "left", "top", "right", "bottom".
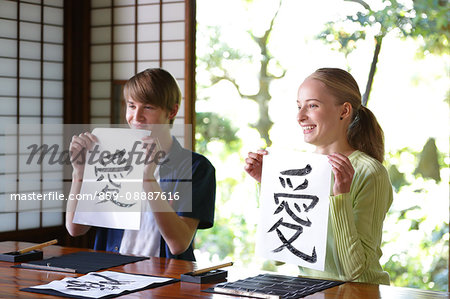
{"left": 90, "top": 0, "right": 188, "bottom": 130}
{"left": 0, "top": 0, "right": 64, "bottom": 232}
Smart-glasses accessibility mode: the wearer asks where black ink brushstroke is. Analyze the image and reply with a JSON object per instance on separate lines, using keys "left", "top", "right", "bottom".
{"left": 279, "top": 177, "right": 285, "bottom": 188}
{"left": 267, "top": 217, "right": 303, "bottom": 232}
{"left": 282, "top": 201, "right": 311, "bottom": 226}
{"left": 95, "top": 165, "right": 133, "bottom": 176}
{"left": 274, "top": 228, "right": 317, "bottom": 263}
{"left": 287, "top": 178, "right": 293, "bottom": 188}
{"left": 107, "top": 173, "right": 121, "bottom": 188}
{"left": 91, "top": 273, "right": 134, "bottom": 285}
{"left": 293, "top": 179, "right": 308, "bottom": 191}
{"left": 109, "top": 195, "right": 135, "bottom": 208}
{"left": 273, "top": 193, "right": 319, "bottom": 212}
{"left": 280, "top": 164, "right": 312, "bottom": 176}
{"left": 272, "top": 201, "right": 311, "bottom": 226}
{"left": 272, "top": 229, "right": 302, "bottom": 253}
{"left": 100, "top": 149, "right": 127, "bottom": 166}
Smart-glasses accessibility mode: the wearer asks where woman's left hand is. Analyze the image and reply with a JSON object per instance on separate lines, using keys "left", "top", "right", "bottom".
{"left": 328, "top": 153, "right": 355, "bottom": 196}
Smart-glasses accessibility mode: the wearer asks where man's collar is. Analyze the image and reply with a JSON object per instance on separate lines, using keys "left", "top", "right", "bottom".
{"left": 162, "top": 136, "right": 186, "bottom": 169}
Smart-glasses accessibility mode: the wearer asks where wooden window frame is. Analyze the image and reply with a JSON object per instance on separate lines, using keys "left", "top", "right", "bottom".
{"left": 0, "top": 0, "right": 196, "bottom": 248}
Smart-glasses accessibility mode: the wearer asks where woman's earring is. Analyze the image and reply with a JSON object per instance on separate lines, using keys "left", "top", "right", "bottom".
{"left": 340, "top": 117, "right": 343, "bottom": 120}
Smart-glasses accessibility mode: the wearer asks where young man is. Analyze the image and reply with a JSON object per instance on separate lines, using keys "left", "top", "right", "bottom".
{"left": 66, "top": 68, "right": 216, "bottom": 261}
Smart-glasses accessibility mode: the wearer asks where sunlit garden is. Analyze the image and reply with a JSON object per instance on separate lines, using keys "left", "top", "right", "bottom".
{"left": 193, "top": 0, "right": 449, "bottom": 291}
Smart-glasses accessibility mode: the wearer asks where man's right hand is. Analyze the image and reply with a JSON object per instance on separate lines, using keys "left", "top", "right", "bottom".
{"left": 69, "top": 132, "right": 98, "bottom": 178}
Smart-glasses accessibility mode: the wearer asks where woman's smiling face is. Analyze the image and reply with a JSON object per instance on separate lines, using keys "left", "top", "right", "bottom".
{"left": 296, "top": 78, "right": 344, "bottom": 150}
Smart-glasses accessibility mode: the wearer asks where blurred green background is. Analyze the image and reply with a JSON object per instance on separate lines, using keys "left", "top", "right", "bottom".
{"left": 193, "top": 0, "right": 449, "bottom": 291}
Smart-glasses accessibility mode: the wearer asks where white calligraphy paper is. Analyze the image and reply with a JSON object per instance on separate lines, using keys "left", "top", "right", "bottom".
{"left": 29, "top": 271, "right": 173, "bottom": 298}
{"left": 256, "top": 151, "right": 332, "bottom": 271}
{"left": 73, "top": 128, "right": 150, "bottom": 230}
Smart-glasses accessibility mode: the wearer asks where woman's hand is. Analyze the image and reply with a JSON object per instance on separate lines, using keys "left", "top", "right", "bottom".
{"left": 244, "top": 149, "right": 268, "bottom": 183}
{"left": 69, "top": 132, "right": 98, "bottom": 178}
{"left": 328, "top": 153, "right": 355, "bottom": 196}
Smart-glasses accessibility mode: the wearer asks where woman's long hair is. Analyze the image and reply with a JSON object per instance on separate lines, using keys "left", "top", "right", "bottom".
{"left": 308, "top": 68, "right": 385, "bottom": 162}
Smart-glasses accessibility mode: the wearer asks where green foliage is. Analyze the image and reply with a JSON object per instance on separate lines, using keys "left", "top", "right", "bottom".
{"left": 317, "top": 23, "right": 366, "bottom": 57}
{"left": 414, "top": 138, "right": 442, "bottom": 182}
{"left": 195, "top": 163, "right": 258, "bottom": 264}
{"left": 385, "top": 141, "right": 445, "bottom": 192}
{"left": 195, "top": 200, "right": 257, "bottom": 263}
{"left": 387, "top": 164, "right": 408, "bottom": 192}
{"left": 317, "top": 0, "right": 409, "bottom": 57}
{"left": 385, "top": 147, "right": 415, "bottom": 192}
{"left": 317, "top": 0, "right": 450, "bottom": 57}
{"left": 196, "top": 25, "right": 251, "bottom": 87}
{"left": 194, "top": 110, "right": 257, "bottom": 265}
{"left": 195, "top": 0, "right": 449, "bottom": 292}
{"left": 195, "top": 112, "right": 242, "bottom": 154}
{"left": 195, "top": 213, "right": 237, "bottom": 260}
{"left": 383, "top": 145, "right": 448, "bottom": 291}
{"left": 383, "top": 219, "right": 449, "bottom": 291}
{"left": 384, "top": 251, "right": 445, "bottom": 290}
{"left": 410, "top": 0, "right": 450, "bottom": 56}
{"left": 196, "top": 1, "right": 285, "bottom": 147}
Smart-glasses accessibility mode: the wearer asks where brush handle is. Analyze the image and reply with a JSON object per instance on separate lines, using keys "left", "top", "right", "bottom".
{"left": 191, "top": 261, "right": 233, "bottom": 276}
{"left": 18, "top": 239, "right": 58, "bottom": 254}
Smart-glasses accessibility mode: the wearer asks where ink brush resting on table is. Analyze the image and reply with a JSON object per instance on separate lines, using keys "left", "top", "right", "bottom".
{"left": 180, "top": 261, "right": 233, "bottom": 284}
{"left": 0, "top": 239, "right": 58, "bottom": 262}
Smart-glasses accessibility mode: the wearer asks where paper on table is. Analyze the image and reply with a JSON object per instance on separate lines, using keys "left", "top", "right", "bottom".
{"left": 73, "top": 128, "right": 151, "bottom": 230}
{"left": 28, "top": 271, "right": 174, "bottom": 298}
{"left": 256, "top": 150, "right": 332, "bottom": 271}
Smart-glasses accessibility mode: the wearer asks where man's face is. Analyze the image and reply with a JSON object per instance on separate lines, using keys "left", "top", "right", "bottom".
{"left": 125, "top": 98, "right": 170, "bottom": 130}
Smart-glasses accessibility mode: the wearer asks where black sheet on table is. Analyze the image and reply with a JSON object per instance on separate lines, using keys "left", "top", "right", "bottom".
{"left": 204, "top": 273, "right": 344, "bottom": 299}
{"left": 12, "top": 251, "right": 148, "bottom": 274}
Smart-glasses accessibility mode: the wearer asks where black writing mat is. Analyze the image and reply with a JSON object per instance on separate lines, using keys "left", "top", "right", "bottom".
{"left": 13, "top": 251, "right": 148, "bottom": 274}
{"left": 204, "top": 273, "right": 344, "bottom": 299}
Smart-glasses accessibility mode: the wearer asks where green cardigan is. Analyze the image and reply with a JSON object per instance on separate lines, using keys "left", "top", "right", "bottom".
{"left": 300, "top": 150, "right": 393, "bottom": 285}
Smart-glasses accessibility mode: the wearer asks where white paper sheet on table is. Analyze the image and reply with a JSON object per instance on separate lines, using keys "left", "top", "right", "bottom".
{"left": 29, "top": 271, "right": 173, "bottom": 299}
{"left": 73, "top": 128, "right": 150, "bottom": 230}
{"left": 256, "top": 150, "right": 332, "bottom": 271}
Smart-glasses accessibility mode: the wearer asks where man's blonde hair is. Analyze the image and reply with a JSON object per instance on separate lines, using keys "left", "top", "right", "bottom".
{"left": 123, "top": 68, "right": 181, "bottom": 124}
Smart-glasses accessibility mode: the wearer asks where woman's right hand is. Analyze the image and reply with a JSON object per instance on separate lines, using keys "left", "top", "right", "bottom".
{"left": 69, "top": 132, "right": 98, "bottom": 178}
{"left": 244, "top": 149, "right": 268, "bottom": 183}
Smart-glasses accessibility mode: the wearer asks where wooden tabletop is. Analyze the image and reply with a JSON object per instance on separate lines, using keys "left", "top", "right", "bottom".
{"left": 0, "top": 241, "right": 448, "bottom": 298}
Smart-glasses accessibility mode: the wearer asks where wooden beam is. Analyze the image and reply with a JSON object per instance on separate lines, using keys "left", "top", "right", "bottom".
{"left": 184, "top": 0, "right": 196, "bottom": 150}
{"left": 63, "top": 0, "right": 91, "bottom": 124}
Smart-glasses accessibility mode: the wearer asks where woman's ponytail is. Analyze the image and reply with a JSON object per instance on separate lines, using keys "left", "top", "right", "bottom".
{"left": 347, "top": 105, "right": 385, "bottom": 163}
{"left": 308, "top": 68, "right": 385, "bottom": 162}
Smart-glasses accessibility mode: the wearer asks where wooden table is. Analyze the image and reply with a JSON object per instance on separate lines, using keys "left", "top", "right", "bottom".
{"left": 0, "top": 241, "right": 448, "bottom": 298}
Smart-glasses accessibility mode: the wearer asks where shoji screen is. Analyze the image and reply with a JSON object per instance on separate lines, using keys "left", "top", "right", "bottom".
{"left": 90, "top": 0, "right": 192, "bottom": 142}
{"left": 0, "top": 0, "right": 64, "bottom": 232}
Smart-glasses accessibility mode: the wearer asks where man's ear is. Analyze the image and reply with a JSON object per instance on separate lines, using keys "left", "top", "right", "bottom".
{"left": 168, "top": 104, "right": 179, "bottom": 120}
{"left": 340, "top": 102, "right": 352, "bottom": 120}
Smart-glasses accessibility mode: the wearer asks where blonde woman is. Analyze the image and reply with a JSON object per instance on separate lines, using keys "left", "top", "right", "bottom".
{"left": 245, "top": 68, "right": 393, "bottom": 284}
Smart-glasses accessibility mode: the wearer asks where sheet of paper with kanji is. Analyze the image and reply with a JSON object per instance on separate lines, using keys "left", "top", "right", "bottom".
{"left": 28, "top": 271, "right": 174, "bottom": 298}
{"left": 256, "top": 151, "right": 332, "bottom": 271}
{"left": 73, "top": 128, "right": 150, "bottom": 230}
